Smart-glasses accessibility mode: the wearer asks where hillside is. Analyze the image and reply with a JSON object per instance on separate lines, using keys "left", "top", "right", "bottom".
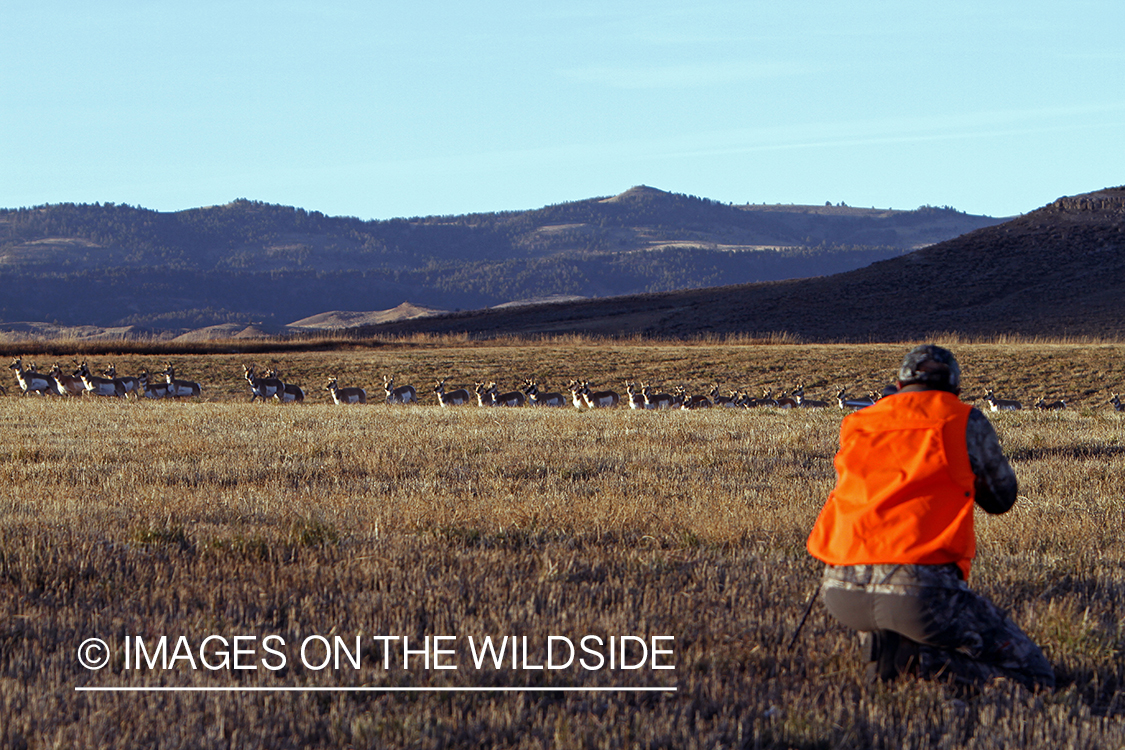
{"left": 355, "top": 187, "right": 1125, "bottom": 341}
{"left": 0, "top": 188, "right": 1003, "bottom": 333}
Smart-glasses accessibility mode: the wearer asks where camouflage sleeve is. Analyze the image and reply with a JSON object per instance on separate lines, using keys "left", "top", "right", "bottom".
{"left": 965, "top": 408, "right": 1018, "bottom": 514}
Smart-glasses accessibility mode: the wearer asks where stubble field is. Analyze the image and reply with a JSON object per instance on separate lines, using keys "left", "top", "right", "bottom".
{"left": 2, "top": 340, "right": 1125, "bottom": 748}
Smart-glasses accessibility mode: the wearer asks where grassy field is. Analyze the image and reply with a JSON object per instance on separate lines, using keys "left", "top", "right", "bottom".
{"left": 2, "top": 341, "right": 1125, "bottom": 748}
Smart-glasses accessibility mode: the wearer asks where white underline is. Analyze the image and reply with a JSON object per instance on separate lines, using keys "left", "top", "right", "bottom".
{"left": 75, "top": 686, "right": 677, "bottom": 693}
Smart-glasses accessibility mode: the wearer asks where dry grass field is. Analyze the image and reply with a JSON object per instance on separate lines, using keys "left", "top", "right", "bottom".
{"left": 2, "top": 340, "right": 1125, "bottom": 748}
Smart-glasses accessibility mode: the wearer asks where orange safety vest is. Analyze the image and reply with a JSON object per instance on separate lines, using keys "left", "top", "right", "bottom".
{"left": 807, "top": 390, "right": 978, "bottom": 580}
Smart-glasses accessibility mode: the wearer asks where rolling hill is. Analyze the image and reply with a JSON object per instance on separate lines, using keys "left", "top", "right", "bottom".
{"left": 354, "top": 187, "right": 1125, "bottom": 341}
{"left": 0, "top": 188, "right": 1004, "bottom": 336}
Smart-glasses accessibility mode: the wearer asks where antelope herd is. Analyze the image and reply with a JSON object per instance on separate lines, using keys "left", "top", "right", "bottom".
{"left": 5, "top": 358, "right": 1125, "bottom": 412}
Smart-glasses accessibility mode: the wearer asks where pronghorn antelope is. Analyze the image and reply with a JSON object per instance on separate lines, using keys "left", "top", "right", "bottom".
{"left": 1034, "top": 397, "right": 1067, "bottom": 410}
{"left": 983, "top": 389, "right": 1021, "bottom": 411}
{"left": 50, "top": 363, "right": 86, "bottom": 397}
{"left": 566, "top": 381, "right": 587, "bottom": 409}
{"left": 709, "top": 384, "right": 738, "bottom": 407}
{"left": 266, "top": 368, "right": 305, "bottom": 403}
{"left": 793, "top": 385, "right": 829, "bottom": 408}
{"left": 137, "top": 371, "right": 172, "bottom": 399}
{"left": 490, "top": 383, "right": 526, "bottom": 407}
{"left": 522, "top": 380, "right": 567, "bottom": 407}
{"left": 625, "top": 382, "right": 646, "bottom": 409}
{"left": 325, "top": 377, "right": 366, "bottom": 405}
{"left": 77, "top": 362, "right": 126, "bottom": 398}
{"left": 160, "top": 364, "right": 203, "bottom": 398}
{"left": 434, "top": 380, "right": 471, "bottom": 407}
{"left": 275, "top": 382, "right": 305, "bottom": 403}
{"left": 577, "top": 381, "right": 619, "bottom": 409}
{"left": 774, "top": 391, "right": 798, "bottom": 409}
{"left": 104, "top": 364, "right": 141, "bottom": 399}
{"left": 9, "top": 358, "right": 54, "bottom": 396}
{"left": 383, "top": 375, "right": 417, "bottom": 405}
{"left": 1109, "top": 394, "right": 1123, "bottom": 412}
{"left": 836, "top": 389, "right": 876, "bottom": 409}
{"left": 474, "top": 382, "right": 497, "bottom": 407}
{"left": 244, "top": 365, "right": 284, "bottom": 402}
{"left": 680, "top": 389, "right": 712, "bottom": 409}
{"left": 759, "top": 389, "right": 780, "bottom": 408}
{"left": 641, "top": 382, "right": 675, "bottom": 410}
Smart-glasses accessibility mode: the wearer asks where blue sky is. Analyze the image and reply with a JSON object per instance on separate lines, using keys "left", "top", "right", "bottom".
{"left": 2, "top": 1, "right": 1122, "bottom": 220}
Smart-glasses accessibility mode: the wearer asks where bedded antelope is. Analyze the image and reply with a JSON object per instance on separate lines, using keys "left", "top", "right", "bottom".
{"left": 836, "top": 389, "right": 876, "bottom": 409}
{"left": 759, "top": 389, "right": 780, "bottom": 408}
{"left": 326, "top": 377, "right": 366, "bottom": 405}
{"left": 793, "top": 385, "right": 829, "bottom": 408}
{"left": 709, "top": 384, "right": 738, "bottom": 408}
{"left": 160, "top": 364, "right": 203, "bottom": 398}
{"left": 983, "top": 389, "right": 1021, "bottom": 411}
{"left": 244, "top": 364, "right": 284, "bottom": 401}
{"left": 775, "top": 391, "right": 798, "bottom": 409}
{"left": 137, "top": 371, "right": 172, "bottom": 400}
{"left": 434, "top": 380, "right": 471, "bottom": 407}
{"left": 1109, "top": 394, "right": 1123, "bottom": 412}
{"left": 523, "top": 380, "right": 567, "bottom": 407}
{"left": 383, "top": 375, "right": 417, "bottom": 405}
{"left": 680, "top": 389, "right": 712, "bottom": 409}
{"left": 104, "top": 364, "right": 141, "bottom": 399}
{"left": 1034, "top": 397, "right": 1067, "bottom": 410}
{"left": 77, "top": 362, "right": 126, "bottom": 398}
{"left": 9, "top": 358, "right": 54, "bottom": 396}
{"left": 50, "top": 363, "right": 85, "bottom": 397}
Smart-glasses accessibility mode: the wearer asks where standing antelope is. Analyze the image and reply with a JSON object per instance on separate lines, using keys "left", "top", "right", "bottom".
{"left": 244, "top": 365, "right": 284, "bottom": 401}
{"left": 50, "top": 364, "right": 86, "bottom": 397}
{"left": 325, "top": 377, "right": 366, "bottom": 404}
{"left": 161, "top": 364, "right": 203, "bottom": 398}
{"left": 9, "top": 358, "right": 54, "bottom": 396}
{"left": 490, "top": 383, "right": 526, "bottom": 407}
{"left": 523, "top": 380, "right": 567, "bottom": 407}
{"left": 77, "top": 362, "right": 126, "bottom": 398}
{"left": 474, "top": 382, "right": 497, "bottom": 407}
{"left": 104, "top": 364, "right": 141, "bottom": 399}
{"left": 275, "top": 382, "right": 305, "bottom": 403}
{"left": 836, "top": 389, "right": 876, "bottom": 409}
{"left": 577, "top": 381, "right": 619, "bottom": 409}
{"left": 625, "top": 382, "right": 646, "bottom": 409}
{"left": 434, "top": 380, "right": 471, "bottom": 407}
{"left": 566, "top": 381, "right": 587, "bottom": 409}
{"left": 383, "top": 375, "right": 417, "bottom": 405}
{"left": 983, "top": 389, "right": 1021, "bottom": 411}
{"left": 641, "top": 383, "right": 675, "bottom": 410}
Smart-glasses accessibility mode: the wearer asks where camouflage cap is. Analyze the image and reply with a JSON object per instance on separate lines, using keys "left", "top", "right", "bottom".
{"left": 897, "top": 344, "right": 961, "bottom": 390}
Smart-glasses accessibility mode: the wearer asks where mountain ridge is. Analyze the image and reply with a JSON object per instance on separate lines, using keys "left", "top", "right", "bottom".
{"left": 351, "top": 186, "right": 1125, "bottom": 341}
{"left": 0, "top": 187, "right": 1005, "bottom": 335}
